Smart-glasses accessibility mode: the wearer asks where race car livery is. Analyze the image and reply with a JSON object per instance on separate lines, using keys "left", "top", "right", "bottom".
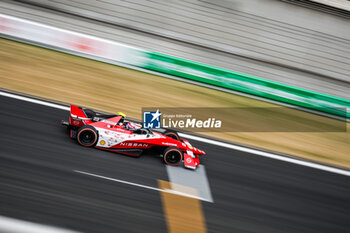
{"left": 61, "top": 105, "right": 205, "bottom": 169}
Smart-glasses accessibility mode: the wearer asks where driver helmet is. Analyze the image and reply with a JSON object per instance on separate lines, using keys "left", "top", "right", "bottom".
{"left": 117, "top": 112, "right": 126, "bottom": 118}
{"left": 117, "top": 112, "right": 126, "bottom": 125}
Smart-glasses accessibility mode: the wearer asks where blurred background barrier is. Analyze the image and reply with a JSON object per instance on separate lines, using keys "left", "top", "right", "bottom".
{"left": 283, "top": 0, "right": 350, "bottom": 17}
{"left": 11, "top": 0, "right": 350, "bottom": 83}
{"left": 308, "top": 0, "right": 350, "bottom": 10}
{"left": 1, "top": 14, "right": 349, "bottom": 118}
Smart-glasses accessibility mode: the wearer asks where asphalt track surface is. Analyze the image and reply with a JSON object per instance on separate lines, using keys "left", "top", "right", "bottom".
{"left": 1, "top": 95, "right": 350, "bottom": 233}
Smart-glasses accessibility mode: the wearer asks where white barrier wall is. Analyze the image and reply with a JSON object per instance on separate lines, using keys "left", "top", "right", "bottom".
{"left": 0, "top": 14, "right": 146, "bottom": 66}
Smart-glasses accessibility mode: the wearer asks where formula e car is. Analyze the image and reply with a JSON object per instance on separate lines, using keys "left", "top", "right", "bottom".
{"left": 61, "top": 105, "right": 205, "bottom": 169}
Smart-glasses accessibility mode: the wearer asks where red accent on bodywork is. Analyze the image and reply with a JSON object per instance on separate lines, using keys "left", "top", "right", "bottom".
{"left": 70, "top": 105, "right": 87, "bottom": 118}
{"left": 195, "top": 148, "right": 206, "bottom": 155}
{"left": 111, "top": 141, "right": 152, "bottom": 149}
{"left": 96, "top": 147, "right": 141, "bottom": 157}
{"left": 97, "top": 116, "right": 122, "bottom": 125}
{"left": 69, "top": 105, "right": 93, "bottom": 127}
{"left": 184, "top": 153, "right": 200, "bottom": 169}
{"left": 89, "top": 118, "right": 127, "bottom": 132}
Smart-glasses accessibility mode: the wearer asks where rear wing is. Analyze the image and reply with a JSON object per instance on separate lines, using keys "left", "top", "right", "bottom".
{"left": 67, "top": 105, "right": 93, "bottom": 127}
{"left": 70, "top": 105, "right": 89, "bottom": 119}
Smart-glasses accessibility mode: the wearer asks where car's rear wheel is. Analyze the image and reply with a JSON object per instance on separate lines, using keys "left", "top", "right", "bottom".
{"left": 163, "top": 147, "right": 183, "bottom": 166}
{"left": 77, "top": 126, "right": 98, "bottom": 147}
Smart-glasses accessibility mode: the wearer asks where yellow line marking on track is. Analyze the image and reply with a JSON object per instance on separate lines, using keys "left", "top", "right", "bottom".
{"left": 158, "top": 180, "right": 207, "bottom": 233}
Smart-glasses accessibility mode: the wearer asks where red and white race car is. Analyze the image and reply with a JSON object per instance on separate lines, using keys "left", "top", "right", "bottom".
{"left": 62, "top": 105, "right": 205, "bottom": 169}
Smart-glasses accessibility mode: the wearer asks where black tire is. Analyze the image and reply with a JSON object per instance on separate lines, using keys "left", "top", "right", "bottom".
{"left": 77, "top": 125, "right": 98, "bottom": 147}
{"left": 66, "top": 125, "right": 78, "bottom": 138}
{"left": 163, "top": 129, "right": 180, "bottom": 141}
{"left": 163, "top": 147, "right": 183, "bottom": 166}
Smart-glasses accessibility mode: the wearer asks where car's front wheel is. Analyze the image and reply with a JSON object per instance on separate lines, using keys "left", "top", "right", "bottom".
{"left": 163, "top": 147, "right": 183, "bottom": 166}
{"left": 77, "top": 126, "right": 98, "bottom": 147}
{"left": 163, "top": 129, "right": 180, "bottom": 141}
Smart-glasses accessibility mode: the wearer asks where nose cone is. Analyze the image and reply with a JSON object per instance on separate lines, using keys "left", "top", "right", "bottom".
{"left": 183, "top": 139, "right": 205, "bottom": 155}
{"left": 196, "top": 148, "right": 206, "bottom": 155}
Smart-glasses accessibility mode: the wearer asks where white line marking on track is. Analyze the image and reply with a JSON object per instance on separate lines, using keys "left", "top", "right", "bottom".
{"left": 0, "top": 91, "right": 70, "bottom": 111}
{"left": 1, "top": 90, "right": 349, "bottom": 177}
{"left": 74, "top": 170, "right": 210, "bottom": 202}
